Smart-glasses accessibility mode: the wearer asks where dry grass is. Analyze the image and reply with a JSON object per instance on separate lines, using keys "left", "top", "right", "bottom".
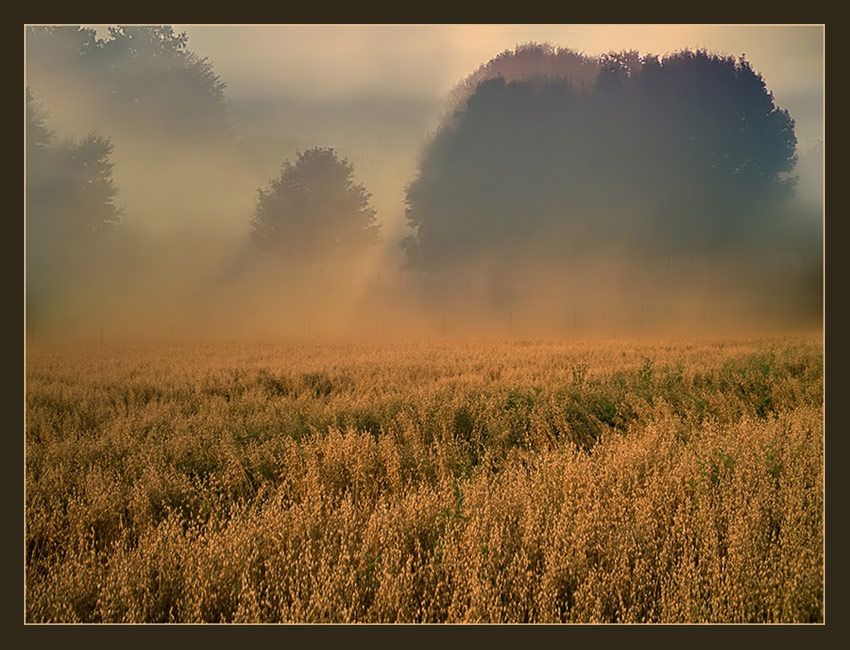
{"left": 25, "top": 334, "right": 823, "bottom": 623}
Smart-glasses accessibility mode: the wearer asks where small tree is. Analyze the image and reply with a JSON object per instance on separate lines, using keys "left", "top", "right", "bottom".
{"left": 250, "top": 148, "right": 380, "bottom": 262}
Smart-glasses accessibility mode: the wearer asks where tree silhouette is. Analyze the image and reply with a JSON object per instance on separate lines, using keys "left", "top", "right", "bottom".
{"left": 250, "top": 148, "right": 380, "bottom": 262}
{"left": 26, "top": 88, "right": 122, "bottom": 327}
{"left": 100, "top": 26, "right": 230, "bottom": 141}
{"left": 403, "top": 75, "right": 592, "bottom": 271}
{"left": 402, "top": 47, "right": 799, "bottom": 271}
{"left": 607, "top": 50, "right": 798, "bottom": 253}
{"left": 26, "top": 88, "right": 121, "bottom": 241}
{"left": 26, "top": 26, "right": 246, "bottom": 244}
{"left": 25, "top": 87, "right": 53, "bottom": 151}
{"left": 26, "top": 26, "right": 231, "bottom": 144}
{"left": 441, "top": 43, "right": 599, "bottom": 128}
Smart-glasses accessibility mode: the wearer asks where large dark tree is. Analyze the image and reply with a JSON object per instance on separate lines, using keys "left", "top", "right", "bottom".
{"left": 403, "top": 75, "right": 593, "bottom": 271}
{"left": 402, "top": 47, "right": 799, "bottom": 271}
{"left": 603, "top": 50, "right": 798, "bottom": 253}
{"left": 250, "top": 148, "right": 380, "bottom": 262}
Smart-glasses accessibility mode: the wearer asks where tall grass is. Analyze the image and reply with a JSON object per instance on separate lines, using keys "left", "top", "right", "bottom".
{"left": 25, "top": 334, "right": 823, "bottom": 622}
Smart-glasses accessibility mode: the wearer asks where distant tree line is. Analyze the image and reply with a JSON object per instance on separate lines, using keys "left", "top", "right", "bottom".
{"left": 26, "top": 30, "right": 819, "bottom": 315}
{"left": 26, "top": 26, "right": 381, "bottom": 272}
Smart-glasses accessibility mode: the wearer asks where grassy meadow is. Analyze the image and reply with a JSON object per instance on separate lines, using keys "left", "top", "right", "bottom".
{"left": 25, "top": 334, "right": 823, "bottom": 623}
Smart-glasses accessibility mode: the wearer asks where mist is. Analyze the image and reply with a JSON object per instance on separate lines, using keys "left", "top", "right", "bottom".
{"left": 24, "top": 26, "right": 823, "bottom": 344}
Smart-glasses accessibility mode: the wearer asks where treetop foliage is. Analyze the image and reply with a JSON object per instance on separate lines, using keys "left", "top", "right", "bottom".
{"left": 442, "top": 43, "right": 600, "bottom": 125}
{"left": 26, "top": 25, "right": 231, "bottom": 143}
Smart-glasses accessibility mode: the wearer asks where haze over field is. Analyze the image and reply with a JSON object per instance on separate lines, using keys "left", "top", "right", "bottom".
{"left": 25, "top": 25, "right": 824, "bottom": 342}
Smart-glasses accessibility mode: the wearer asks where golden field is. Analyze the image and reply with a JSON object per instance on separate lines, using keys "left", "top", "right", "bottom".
{"left": 25, "top": 334, "right": 823, "bottom": 623}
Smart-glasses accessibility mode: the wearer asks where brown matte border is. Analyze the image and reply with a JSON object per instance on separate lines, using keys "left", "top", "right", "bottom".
{"left": 11, "top": 18, "right": 839, "bottom": 644}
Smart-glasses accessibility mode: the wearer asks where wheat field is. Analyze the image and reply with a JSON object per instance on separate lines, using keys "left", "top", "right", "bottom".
{"left": 25, "top": 334, "right": 823, "bottom": 623}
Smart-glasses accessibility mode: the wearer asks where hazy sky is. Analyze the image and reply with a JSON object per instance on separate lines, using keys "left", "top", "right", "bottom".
{"left": 177, "top": 24, "right": 823, "bottom": 139}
